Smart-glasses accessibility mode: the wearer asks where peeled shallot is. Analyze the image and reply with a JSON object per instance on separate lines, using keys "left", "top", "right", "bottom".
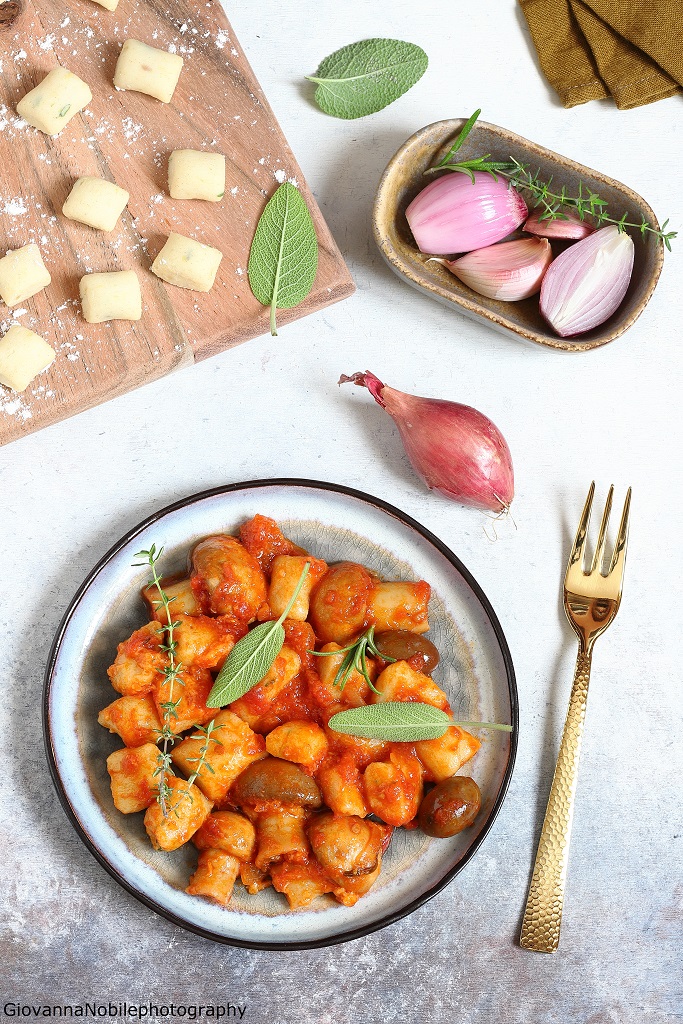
{"left": 339, "top": 371, "right": 514, "bottom": 512}
{"left": 523, "top": 208, "right": 595, "bottom": 240}
{"left": 435, "top": 237, "right": 552, "bottom": 301}
{"left": 405, "top": 172, "right": 528, "bottom": 255}
{"left": 539, "top": 224, "right": 634, "bottom": 337}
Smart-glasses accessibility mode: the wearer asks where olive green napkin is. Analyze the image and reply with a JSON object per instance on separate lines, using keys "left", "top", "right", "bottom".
{"left": 519, "top": 0, "right": 683, "bottom": 108}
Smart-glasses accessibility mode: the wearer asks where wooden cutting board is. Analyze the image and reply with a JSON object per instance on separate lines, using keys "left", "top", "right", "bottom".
{"left": 0, "top": 0, "right": 354, "bottom": 445}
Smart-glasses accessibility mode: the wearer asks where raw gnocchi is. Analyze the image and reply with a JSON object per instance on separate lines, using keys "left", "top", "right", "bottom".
{"left": 0, "top": 244, "right": 51, "bottom": 307}
{"left": 0, "top": 325, "right": 55, "bottom": 392}
{"left": 17, "top": 66, "right": 92, "bottom": 136}
{"left": 168, "top": 150, "right": 226, "bottom": 202}
{"left": 114, "top": 40, "right": 183, "bottom": 104}
{"left": 151, "top": 232, "right": 223, "bottom": 292}
{"left": 62, "top": 177, "right": 130, "bottom": 233}
{"left": 79, "top": 270, "right": 142, "bottom": 323}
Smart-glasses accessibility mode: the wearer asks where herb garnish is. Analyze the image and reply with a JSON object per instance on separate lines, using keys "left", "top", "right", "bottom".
{"left": 306, "top": 38, "right": 428, "bottom": 120}
{"left": 58, "top": 104, "right": 71, "bottom": 117}
{"left": 328, "top": 701, "right": 513, "bottom": 742}
{"left": 183, "top": 720, "right": 221, "bottom": 788}
{"left": 207, "top": 561, "right": 311, "bottom": 708}
{"left": 133, "top": 544, "right": 185, "bottom": 816}
{"left": 248, "top": 182, "right": 318, "bottom": 336}
{"left": 426, "top": 109, "right": 676, "bottom": 250}
{"left": 311, "top": 625, "right": 393, "bottom": 694}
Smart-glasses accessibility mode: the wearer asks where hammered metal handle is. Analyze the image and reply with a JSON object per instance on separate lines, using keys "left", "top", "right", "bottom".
{"left": 520, "top": 648, "right": 592, "bottom": 953}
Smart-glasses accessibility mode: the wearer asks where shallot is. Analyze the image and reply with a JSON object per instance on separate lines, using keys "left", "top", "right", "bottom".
{"left": 523, "top": 207, "right": 594, "bottom": 240}
{"left": 435, "top": 237, "right": 552, "bottom": 301}
{"left": 405, "top": 172, "right": 528, "bottom": 255}
{"left": 539, "top": 224, "right": 634, "bottom": 337}
{"left": 339, "top": 371, "right": 514, "bottom": 512}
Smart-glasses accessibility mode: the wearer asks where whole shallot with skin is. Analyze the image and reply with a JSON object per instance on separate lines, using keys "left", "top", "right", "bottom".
{"left": 339, "top": 371, "right": 514, "bottom": 513}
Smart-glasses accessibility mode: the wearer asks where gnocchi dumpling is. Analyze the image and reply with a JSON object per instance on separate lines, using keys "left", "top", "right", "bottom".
{"left": 144, "top": 778, "right": 213, "bottom": 851}
{"left": 168, "top": 150, "right": 226, "bottom": 202}
{"left": 63, "top": 177, "right": 129, "bottom": 232}
{"left": 187, "top": 850, "right": 241, "bottom": 906}
{"left": 114, "top": 39, "right": 183, "bottom": 103}
{"left": 368, "top": 580, "right": 430, "bottom": 634}
{"left": 371, "top": 659, "right": 450, "bottom": 710}
{"left": 0, "top": 244, "right": 51, "bottom": 307}
{"left": 414, "top": 726, "right": 481, "bottom": 782}
{"left": 171, "top": 709, "right": 266, "bottom": 802}
{"left": 0, "top": 325, "right": 55, "bottom": 393}
{"left": 106, "top": 743, "right": 161, "bottom": 814}
{"left": 97, "top": 694, "right": 162, "bottom": 747}
{"left": 268, "top": 555, "right": 328, "bottom": 621}
{"left": 17, "top": 66, "right": 92, "bottom": 136}
{"left": 193, "top": 811, "right": 256, "bottom": 860}
{"left": 151, "top": 232, "right": 223, "bottom": 293}
{"left": 107, "top": 621, "right": 165, "bottom": 696}
{"left": 79, "top": 270, "right": 142, "bottom": 323}
{"left": 265, "top": 720, "right": 328, "bottom": 770}
{"left": 364, "top": 749, "right": 423, "bottom": 827}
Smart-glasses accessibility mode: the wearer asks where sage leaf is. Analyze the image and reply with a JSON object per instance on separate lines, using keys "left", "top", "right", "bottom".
{"left": 328, "top": 702, "right": 513, "bottom": 741}
{"left": 207, "top": 620, "right": 285, "bottom": 707}
{"left": 305, "top": 38, "right": 428, "bottom": 120}
{"left": 329, "top": 702, "right": 451, "bottom": 741}
{"left": 248, "top": 182, "right": 318, "bottom": 337}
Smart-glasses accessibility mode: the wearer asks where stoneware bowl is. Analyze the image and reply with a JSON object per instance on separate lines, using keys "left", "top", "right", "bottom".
{"left": 373, "top": 118, "right": 665, "bottom": 352}
{"left": 44, "top": 479, "right": 517, "bottom": 949}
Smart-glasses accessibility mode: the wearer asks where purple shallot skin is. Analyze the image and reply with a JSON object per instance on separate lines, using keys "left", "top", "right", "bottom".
{"left": 340, "top": 371, "right": 514, "bottom": 513}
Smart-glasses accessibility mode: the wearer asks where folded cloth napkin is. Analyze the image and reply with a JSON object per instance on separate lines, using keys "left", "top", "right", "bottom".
{"left": 519, "top": 0, "right": 683, "bottom": 108}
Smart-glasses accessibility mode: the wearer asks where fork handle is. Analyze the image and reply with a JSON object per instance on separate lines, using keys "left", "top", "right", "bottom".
{"left": 519, "top": 647, "right": 592, "bottom": 953}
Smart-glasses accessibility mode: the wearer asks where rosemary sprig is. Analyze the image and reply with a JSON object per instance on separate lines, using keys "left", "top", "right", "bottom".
{"left": 426, "top": 110, "right": 677, "bottom": 251}
{"left": 133, "top": 544, "right": 184, "bottom": 817}
{"left": 311, "top": 625, "right": 394, "bottom": 694}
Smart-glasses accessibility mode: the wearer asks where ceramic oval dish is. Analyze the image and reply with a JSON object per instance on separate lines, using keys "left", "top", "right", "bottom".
{"left": 44, "top": 479, "right": 517, "bottom": 949}
{"left": 373, "top": 118, "right": 664, "bottom": 352}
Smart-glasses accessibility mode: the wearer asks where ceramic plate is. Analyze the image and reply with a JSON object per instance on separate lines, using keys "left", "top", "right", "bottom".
{"left": 373, "top": 119, "right": 664, "bottom": 352}
{"left": 44, "top": 479, "right": 517, "bottom": 949}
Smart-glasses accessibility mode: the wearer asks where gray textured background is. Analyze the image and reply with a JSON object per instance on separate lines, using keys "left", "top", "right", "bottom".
{"left": 2, "top": 0, "right": 682, "bottom": 1019}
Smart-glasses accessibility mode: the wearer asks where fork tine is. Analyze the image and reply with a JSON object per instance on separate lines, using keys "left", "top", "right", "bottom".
{"left": 591, "top": 485, "right": 613, "bottom": 574}
{"left": 568, "top": 481, "right": 595, "bottom": 574}
{"left": 608, "top": 487, "right": 631, "bottom": 578}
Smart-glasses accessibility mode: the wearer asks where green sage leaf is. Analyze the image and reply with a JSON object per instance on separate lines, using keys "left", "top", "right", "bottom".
{"left": 328, "top": 702, "right": 513, "bottom": 741}
{"left": 305, "top": 38, "right": 428, "bottom": 120}
{"left": 207, "top": 620, "right": 285, "bottom": 707}
{"left": 329, "top": 702, "right": 451, "bottom": 741}
{"left": 248, "top": 182, "right": 318, "bottom": 337}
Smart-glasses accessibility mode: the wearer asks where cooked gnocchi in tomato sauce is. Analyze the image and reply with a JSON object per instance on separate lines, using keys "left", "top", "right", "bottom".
{"left": 99, "top": 514, "right": 482, "bottom": 910}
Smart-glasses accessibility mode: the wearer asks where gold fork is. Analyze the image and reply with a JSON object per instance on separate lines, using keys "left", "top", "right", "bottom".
{"left": 520, "top": 482, "right": 631, "bottom": 953}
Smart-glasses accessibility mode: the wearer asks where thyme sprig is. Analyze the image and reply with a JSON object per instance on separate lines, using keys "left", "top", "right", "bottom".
{"left": 184, "top": 720, "right": 221, "bottom": 788}
{"left": 425, "top": 109, "right": 677, "bottom": 251}
{"left": 133, "top": 544, "right": 184, "bottom": 817}
{"left": 311, "top": 626, "right": 394, "bottom": 694}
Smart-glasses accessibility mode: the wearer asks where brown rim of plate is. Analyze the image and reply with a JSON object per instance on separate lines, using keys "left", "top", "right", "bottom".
{"left": 373, "top": 119, "right": 665, "bottom": 353}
